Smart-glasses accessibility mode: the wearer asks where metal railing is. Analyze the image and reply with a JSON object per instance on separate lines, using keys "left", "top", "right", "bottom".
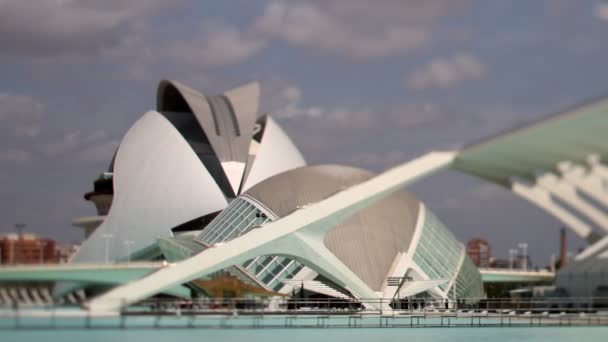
{"left": 2, "top": 297, "right": 608, "bottom": 330}
{"left": 128, "top": 296, "right": 608, "bottom": 315}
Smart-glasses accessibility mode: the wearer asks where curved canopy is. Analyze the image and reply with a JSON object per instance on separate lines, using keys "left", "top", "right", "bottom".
{"left": 453, "top": 97, "right": 608, "bottom": 186}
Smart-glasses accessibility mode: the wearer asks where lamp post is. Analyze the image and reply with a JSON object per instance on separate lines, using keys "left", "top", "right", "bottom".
{"left": 509, "top": 249, "right": 518, "bottom": 270}
{"left": 518, "top": 242, "right": 528, "bottom": 271}
{"left": 124, "top": 240, "right": 134, "bottom": 264}
{"left": 103, "top": 233, "right": 114, "bottom": 264}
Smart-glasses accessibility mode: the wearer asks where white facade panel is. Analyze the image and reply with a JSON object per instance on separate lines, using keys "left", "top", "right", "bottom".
{"left": 72, "top": 111, "right": 227, "bottom": 263}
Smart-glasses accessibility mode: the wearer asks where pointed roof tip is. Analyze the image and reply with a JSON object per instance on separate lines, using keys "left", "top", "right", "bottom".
{"left": 223, "top": 81, "right": 260, "bottom": 98}
{"left": 157, "top": 79, "right": 262, "bottom": 111}
{"left": 156, "top": 79, "right": 208, "bottom": 112}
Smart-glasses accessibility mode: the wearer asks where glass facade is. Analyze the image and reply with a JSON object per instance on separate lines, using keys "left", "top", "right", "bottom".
{"left": 450, "top": 255, "right": 484, "bottom": 300}
{"left": 198, "top": 197, "right": 272, "bottom": 244}
{"left": 197, "top": 196, "right": 305, "bottom": 292}
{"left": 412, "top": 209, "right": 463, "bottom": 292}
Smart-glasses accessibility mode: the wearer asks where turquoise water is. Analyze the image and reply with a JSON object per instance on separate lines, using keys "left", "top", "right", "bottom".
{"left": 1, "top": 327, "right": 607, "bottom": 342}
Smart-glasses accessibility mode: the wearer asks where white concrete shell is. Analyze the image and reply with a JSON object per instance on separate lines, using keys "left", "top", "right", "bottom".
{"left": 157, "top": 80, "right": 261, "bottom": 196}
{"left": 87, "top": 151, "right": 457, "bottom": 311}
{"left": 241, "top": 116, "right": 306, "bottom": 191}
{"left": 72, "top": 111, "right": 228, "bottom": 263}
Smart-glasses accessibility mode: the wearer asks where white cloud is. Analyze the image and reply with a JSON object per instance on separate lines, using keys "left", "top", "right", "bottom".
{"left": 254, "top": 2, "right": 429, "bottom": 59}
{"left": 41, "top": 132, "right": 82, "bottom": 157}
{"left": 0, "top": 93, "right": 45, "bottom": 138}
{"left": 168, "top": 22, "right": 267, "bottom": 67}
{"left": 83, "top": 130, "right": 108, "bottom": 143}
{"left": 0, "top": 149, "right": 31, "bottom": 164}
{"left": 265, "top": 82, "right": 373, "bottom": 127}
{"left": 78, "top": 140, "right": 120, "bottom": 164}
{"left": 14, "top": 124, "right": 41, "bottom": 138}
{"left": 0, "top": 0, "right": 173, "bottom": 57}
{"left": 396, "top": 103, "right": 443, "bottom": 128}
{"left": 150, "top": 0, "right": 469, "bottom": 70}
{"left": 596, "top": 3, "right": 608, "bottom": 21}
{"left": 0, "top": 93, "right": 44, "bottom": 121}
{"left": 407, "top": 53, "right": 487, "bottom": 90}
{"left": 41, "top": 130, "right": 109, "bottom": 157}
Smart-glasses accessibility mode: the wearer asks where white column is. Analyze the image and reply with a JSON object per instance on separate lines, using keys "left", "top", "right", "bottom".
{"left": 511, "top": 180, "right": 594, "bottom": 240}
{"left": 587, "top": 154, "right": 608, "bottom": 180}
{"left": 537, "top": 173, "right": 608, "bottom": 231}
{"left": 559, "top": 163, "right": 608, "bottom": 208}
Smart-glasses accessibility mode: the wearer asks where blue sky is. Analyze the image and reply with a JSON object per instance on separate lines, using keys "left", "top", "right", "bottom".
{"left": 1, "top": 0, "right": 608, "bottom": 265}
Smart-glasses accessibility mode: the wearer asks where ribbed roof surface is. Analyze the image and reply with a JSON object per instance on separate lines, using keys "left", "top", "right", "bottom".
{"left": 244, "top": 164, "right": 420, "bottom": 291}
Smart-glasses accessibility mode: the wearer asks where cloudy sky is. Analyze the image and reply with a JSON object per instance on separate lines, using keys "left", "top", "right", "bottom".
{"left": 1, "top": 0, "right": 608, "bottom": 265}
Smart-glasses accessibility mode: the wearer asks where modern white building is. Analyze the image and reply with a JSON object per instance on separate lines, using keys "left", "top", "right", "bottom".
{"left": 87, "top": 152, "right": 484, "bottom": 311}
{"left": 70, "top": 81, "right": 305, "bottom": 266}
{"left": 193, "top": 164, "right": 483, "bottom": 300}
{"left": 3, "top": 79, "right": 607, "bottom": 311}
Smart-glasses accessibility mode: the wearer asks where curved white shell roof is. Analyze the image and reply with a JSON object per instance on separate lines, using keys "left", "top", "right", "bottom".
{"left": 72, "top": 111, "right": 228, "bottom": 263}
{"left": 241, "top": 115, "right": 306, "bottom": 191}
{"left": 157, "top": 80, "right": 261, "bottom": 195}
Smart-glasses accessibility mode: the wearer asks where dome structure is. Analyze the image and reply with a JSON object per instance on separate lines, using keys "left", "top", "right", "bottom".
{"left": 194, "top": 164, "right": 483, "bottom": 300}
{"left": 71, "top": 80, "right": 306, "bottom": 264}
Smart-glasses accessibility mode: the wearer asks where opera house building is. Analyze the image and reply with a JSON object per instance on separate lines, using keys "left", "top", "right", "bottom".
{"left": 69, "top": 80, "right": 483, "bottom": 311}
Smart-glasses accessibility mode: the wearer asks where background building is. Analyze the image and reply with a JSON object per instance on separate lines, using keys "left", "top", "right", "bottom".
{"left": 0, "top": 234, "right": 55, "bottom": 265}
{"left": 467, "top": 238, "right": 491, "bottom": 268}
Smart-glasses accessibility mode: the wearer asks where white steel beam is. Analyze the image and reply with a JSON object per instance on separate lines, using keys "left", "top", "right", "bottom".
{"left": 588, "top": 154, "right": 608, "bottom": 180}
{"left": 537, "top": 173, "right": 608, "bottom": 232}
{"left": 86, "top": 151, "right": 457, "bottom": 312}
{"left": 511, "top": 180, "right": 594, "bottom": 241}
{"left": 559, "top": 163, "right": 608, "bottom": 208}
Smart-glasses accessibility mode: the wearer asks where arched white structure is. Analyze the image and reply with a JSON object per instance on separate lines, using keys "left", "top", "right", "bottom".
{"left": 559, "top": 163, "right": 608, "bottom": 207}
{"left": 241, "top": 116, "right": 306, "bottom": 191}
{"left": 510, "top": 180, "right": 594, "bottom": 240}
{"left": 588, "top": 154, "right": 608, "bottom": 180}
{"left": 536, "top": 173, "right": 608, "bottom": 233}
{"left": 87, "top": 151, "right": 458, "bottom": 312}
{"left": 452, "top": 97, "right": 608, "bottom": 243}
{"left": 72, "top": 111, "right": 228, "bottom": 263}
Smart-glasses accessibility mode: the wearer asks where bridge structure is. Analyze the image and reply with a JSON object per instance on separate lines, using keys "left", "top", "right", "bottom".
{"left": 478, "top": 268, "right": 555, "bottom": 283}
{"left": 0, "top": 262, "right": 163, "bottom": 285}
{"left": 0, "top": 262, "right": 191, "bottom": 300}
